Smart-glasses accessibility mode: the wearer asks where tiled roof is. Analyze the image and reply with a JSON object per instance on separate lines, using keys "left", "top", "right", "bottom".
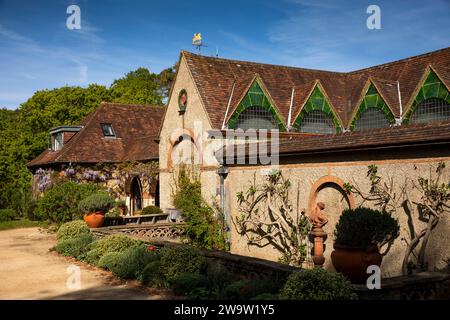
{"left": 217, "top": 120, "right": 450, "bottom": 163}
{"left": 183, "top": 47, "right": 450, "bottom": 129}
{"left": 27, "top": 102, "right": 165, "bottom": 168}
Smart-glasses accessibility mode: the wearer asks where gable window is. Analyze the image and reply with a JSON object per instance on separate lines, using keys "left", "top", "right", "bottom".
{"left": 234, "top": 106, "right": 279, "bottom": 131}
{"left": 297, "top": 110, "right": 336, "bottom": 134}
{"left": 354, "top": 108, "right": 390, "bottom": 131}
{"left": 101, "top": 123, "right": 116, "bottom": 137}
{"left": 51, "top": 132, "right": 63, "bottom": 151}
{"left": 409, "top": 98, "right": 450, "bottom": 124}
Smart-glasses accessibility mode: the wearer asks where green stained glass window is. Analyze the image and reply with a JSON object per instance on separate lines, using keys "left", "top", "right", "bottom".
{"left": 349, "top": 83, "right": 394, "bottom": 131}
{"left": 403, "top": 70, "right": 450, "bottom": 124}
{"left": 293, "top": 85, "right": 341, "bottom": 133}
{"left": 227, "top": 79, "right": 285, "bottom": 131}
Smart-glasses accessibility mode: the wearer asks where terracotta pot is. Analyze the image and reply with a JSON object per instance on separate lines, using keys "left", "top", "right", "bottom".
{"left": 119, "top": 206, "right": 126, "bottom": 216}
{"left": 331, "top": 244, "right": 382, "bottom": 283}
{"left": 83, "top": 211, "right": 105, "bottom": 228}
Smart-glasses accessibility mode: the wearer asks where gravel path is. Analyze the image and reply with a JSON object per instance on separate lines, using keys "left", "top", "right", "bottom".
{"left": 0, "top": 227, "right": 174, "bottom": 300}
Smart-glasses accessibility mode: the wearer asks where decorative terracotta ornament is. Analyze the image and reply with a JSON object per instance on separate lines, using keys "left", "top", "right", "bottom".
{"left": 309, "top": 202, "right": 328, "bottom": 268}
{"left": 178, "top": 89, "right": 188, "bottom": 114}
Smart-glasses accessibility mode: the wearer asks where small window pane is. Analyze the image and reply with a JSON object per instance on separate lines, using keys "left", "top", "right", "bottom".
{"left": 355, "top": 108, "right": 390, "bottom": 131}
{"left": 101, "top": 123, "right": 115, "bottom": 137}
{"left": 410, "top": 98, "right": 450, "bottom": 124}
{"left": 234, "top": 106, "right": 279, "bottom": 130}
{"left": 297, "top": 110, "right": 336, "bottom": 134}
{"left": 52, "top": 132, "right": 63, "bottom": 151}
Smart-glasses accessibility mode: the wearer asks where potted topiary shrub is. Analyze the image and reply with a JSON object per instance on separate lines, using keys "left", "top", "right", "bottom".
{"left": 331, "top": 207, "right": 399, "bottom": 283}
{"left": 78, "top": 192, "right": 115, "bottom": 228}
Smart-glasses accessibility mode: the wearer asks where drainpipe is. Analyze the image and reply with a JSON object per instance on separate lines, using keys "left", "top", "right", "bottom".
{"left": 397, "top": 81, "right": 403, "bottom": 126}
{"left": 217, "top": 165, "right": 230, "bottom": 236}
{"left": 287, "top": 86, "right": 295, "bottom": 131}
{"left": 222, "top": 81, "right": 236, "bottom": 130}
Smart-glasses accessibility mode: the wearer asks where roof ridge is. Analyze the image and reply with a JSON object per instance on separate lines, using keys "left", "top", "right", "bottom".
{"left": 182, "top": 46, "right": 450, "bottom": 75}
{"left": 348, "top": 46, "right": 450, "bottom": 74}
{"left": 100, "top": 101, "right": 165, "bottom": 108}
{"left": 182, "top": 50, "right": 346, "bottom": 75}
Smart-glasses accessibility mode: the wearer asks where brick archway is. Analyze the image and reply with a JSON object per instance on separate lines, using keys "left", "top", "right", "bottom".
{"left": 166, "top": 128, "right": 202, "bottom": 170}
{"left": 307, "top": 175, "right": 355, "bottom": 216}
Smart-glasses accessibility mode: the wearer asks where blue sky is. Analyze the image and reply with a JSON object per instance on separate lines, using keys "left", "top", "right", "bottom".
{"left": 0, "top": 0, "right": 449, "bottom": 109}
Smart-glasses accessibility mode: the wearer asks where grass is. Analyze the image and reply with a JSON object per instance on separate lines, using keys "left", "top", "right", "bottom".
{"left": 0, "top": 219, "right": 50, "bottom": 231}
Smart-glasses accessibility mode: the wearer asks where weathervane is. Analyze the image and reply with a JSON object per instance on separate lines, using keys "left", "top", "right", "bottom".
{"left": 192, "top": 33, "right": 207, "bottom": 52}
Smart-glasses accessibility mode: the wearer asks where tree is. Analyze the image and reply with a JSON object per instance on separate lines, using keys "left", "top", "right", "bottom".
{"left": 0, "top": 85, "right": 110, "bottom": 212}
{"left": 109, "top": 68, "right": 162, "bottom": 105}
{"left": 235, "top": 171, "right": 310, "bottom": 267}
{"left": 344, "top": 163, "right": 450, "bottom": 275}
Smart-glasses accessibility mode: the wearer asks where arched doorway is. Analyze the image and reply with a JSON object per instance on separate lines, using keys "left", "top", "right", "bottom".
{"left": 130, "top": 176, "right": 143, "bottom": 215}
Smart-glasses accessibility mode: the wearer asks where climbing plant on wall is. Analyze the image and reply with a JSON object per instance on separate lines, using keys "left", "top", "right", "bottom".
{"left": 236, "top": 170, "right": 311, "bottom": 267}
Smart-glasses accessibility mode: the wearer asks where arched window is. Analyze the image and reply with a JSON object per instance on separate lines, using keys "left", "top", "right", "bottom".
{"left": 354, "top": 108, "right": 391, "bottom": 131}
{"left": 409, "top": 98, "right": 450, "bottom": 124}
{"left": 234, "top": 106, "right": 279, "bottom": 130}
{"left": 297, "top": 110, "right": 336, "bottom": 134}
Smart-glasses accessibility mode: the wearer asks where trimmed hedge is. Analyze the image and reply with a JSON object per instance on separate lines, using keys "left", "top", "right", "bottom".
{"left": 160, "top": 246, "right": 206, "bottom": 283}
{"left": 280, "top": 269, "right": 357, "bottom": 300}
{"left": 142, "top": 205, "right": 163, "bottom": 215}
{"left": 57, "top": 220, "right": 91, "bottom": 241}
{"left": 83, "top": 234, "right": 139, "bottom": 266}
{"left": 100, "top": 245, "right": 159, "bottom": 279}
{"left": 54, "top": 234, "right": 94, "bottom": 258}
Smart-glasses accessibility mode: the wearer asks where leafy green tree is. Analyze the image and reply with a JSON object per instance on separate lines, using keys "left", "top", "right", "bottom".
{"left": 109, "top": 68, "right": 162, "bottom": 105}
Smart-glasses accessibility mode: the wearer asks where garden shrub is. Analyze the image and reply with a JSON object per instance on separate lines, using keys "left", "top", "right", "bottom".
{"left": 83, "top": 234, "right": 139, "bottom": 265}
{"left": 35, "top": 181, "right": 103, "bottom": 223}
{"left": 205, "top": 263, "right": 233, "bottom": 297}
{"left": 334, "top": 207, "right": 399, "bottom": 248}
{"left": 250, "top": 293, "right": 279, "bottom": 300}
{"left": 78, "top": 192, "right": 115, "bottom": 214}
{"left": 56, "top": 220, "right": 91, "bottom": 241}
{"left": 170, "top": 273, "right": 209, "bottom": 297}
{"left": 142, "top": 205, "right": 163, "bottom": 215}
{"left": 160, "top": 245, "right": 206, "bottom": 283}
{"left": 220, "top": 278, "right": 281, "bottom": 300}
{"left": 280, "top": 269, "right": 357, "bottom": 300}
{"left": 172, "top": 165, "right": 228, "bottom": 250}
{"left": 98, "top": 251, "right": 124, "bottom": 270}
{"left": 141, "top": 260, "right": 166, "bottom": 288}
{"left": 54, "top": 234, "right": 94, "bottom": 258}
{"left": 0, "top": 208, "right": 16, "bottom": 221}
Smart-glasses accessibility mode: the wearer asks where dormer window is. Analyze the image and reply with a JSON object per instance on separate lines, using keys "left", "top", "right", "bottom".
{"left": 101, "top": 123, "right": 116, "bottom": 137}
{"left": 51, "top": 132, "right": 63, "bottom": 151}
{"left": 49, "top": 125, "right": 82, "bottom": 151}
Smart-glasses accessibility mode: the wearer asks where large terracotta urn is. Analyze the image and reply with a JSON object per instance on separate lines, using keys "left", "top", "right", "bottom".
{"left": 331, "top": 244, "right": 382, "bottom": 283}
{"left": 83, "top": 211, "right": 105, "bottom": 228}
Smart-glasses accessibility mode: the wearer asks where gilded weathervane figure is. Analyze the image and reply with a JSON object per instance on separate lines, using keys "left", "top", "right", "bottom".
{"left": 192, "top": 33, "right": 207, "bottom": 52}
